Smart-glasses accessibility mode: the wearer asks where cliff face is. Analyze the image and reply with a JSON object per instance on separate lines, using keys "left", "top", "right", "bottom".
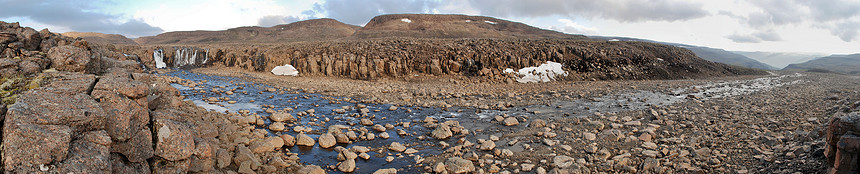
{"left": 134, "top": 18, "right": 360, "bottom": 44}
{"left": 119, "top": 39, "right": 765, "bottom": 81}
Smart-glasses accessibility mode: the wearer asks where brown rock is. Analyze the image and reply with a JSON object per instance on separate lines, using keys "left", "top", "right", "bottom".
{"left": 319, "top": 133, "right": 337, "bottom": 148}
{"left": 93, "top": 76, "right": 149, "bottom": 99}
{"left": 41, "top": 71, "right": 97, "bottom": 95}
{"left": 57, "top": 131, "right": 112, "bottom": 174}
{"left": 444, "top": 157, "right": 475, "bottom": 174}
{"left": 373, "top": 168, "right": 398, "bottom": 174}
{"left": 2, "top": 124, "right": 71, "bottom": 173}
{"left": 338, "top": 158, "right": 356, "bottom": 172}
{"left": 270, "top": 112, "right": 295, "bottom": 122}
{"left": 431, "top": 124, "right": 453, "bottom": 139}
{"left": 110, "top": 153, "right": 151, "bottom": 174}
{"left": 92, "top": 90, "right": 149, "bottom": 142}
{"left": 297, "top": 165, "right": 326, "bottom": 174}
{"left": 151, "top": 158, "right": 190, "bottom": 174}
{"left": 47, "top": 45, "right": 91, "bottom": 72}
{"left": 296, "top": 133, "right": 315, "bottom": 146}
{"left": 503, "top": 117, "right": 519, "bottom": 126}
{"left": 280, "top": 134, "right": 296, "bottom": 147}
{"left": 215, "top": 148, "right": 232, "bottom": 169}
{"left": 250, "top": 137, "right": 285, "bottom": 153}
{"left": 154, "top": 118, "right": 195, "bottom": 161}
{"left": 389, "top": 142, "right": 407, "bottom": 152}
{"left": 4, "top": 89, "right": 106, "bottom": 133}
{"left": 111, "top": 128, "right": 154, "bottom": 163}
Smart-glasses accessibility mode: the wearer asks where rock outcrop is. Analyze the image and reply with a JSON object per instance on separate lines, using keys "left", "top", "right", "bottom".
{"left": 825, "top": 101, "right": 860, "bottom": 173}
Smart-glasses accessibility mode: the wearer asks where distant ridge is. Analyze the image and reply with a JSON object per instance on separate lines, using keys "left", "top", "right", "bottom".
{"left": 134, "top": 18, "right": 361, "bottom": 44}
{"left": 352, "top": 14, "right": 587, "bottom": 39}
{"left": 589, "top": 36, "right": 778, "bottom": 70}
{"left": 62, "top": 32, "right": 136, "bottom": 45}
{"left": 784, "top": 54, "right": 860, "bottom": 75}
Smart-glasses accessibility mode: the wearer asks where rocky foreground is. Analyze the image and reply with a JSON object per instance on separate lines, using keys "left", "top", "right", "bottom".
{"left": 3, "top": 19, "right": 860, "bottom": 174}
{"left": 191, "top": 66, "right": 859, "bottom": 173}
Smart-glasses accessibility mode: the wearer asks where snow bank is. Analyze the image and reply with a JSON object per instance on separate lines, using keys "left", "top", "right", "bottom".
{"left": 504, "top": 61, "right": 568, "bottom": 83}
{"left": 271, "top": 64, "right": 298, "bottom": 76}
{"left": 401, "top": 18, "right": 412, "bottom": 23}
{"left": 484, "top": 20, "right": 497, "bottom": 24}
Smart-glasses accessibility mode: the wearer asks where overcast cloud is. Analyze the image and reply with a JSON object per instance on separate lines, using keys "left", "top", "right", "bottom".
{"left": 724, "top": 0, "right": 860, "bottom": 42}
{"left": 0, "top": 0, "right": 163, "bottom": 37}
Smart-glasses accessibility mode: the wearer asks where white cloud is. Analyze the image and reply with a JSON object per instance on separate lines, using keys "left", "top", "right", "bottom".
{"left": 133, "top": 0, "right": 294, "bottom": 32}
{"left": 551, "top": 19, "right": 598, "bottom": 35}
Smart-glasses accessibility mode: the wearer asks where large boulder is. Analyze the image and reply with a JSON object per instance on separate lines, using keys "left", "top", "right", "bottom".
{"left": 2, "top": 124, "right": 72, "bottom": 173}
{"left": 4, "top": 89, "right": 106, "bottom": 133}
{"left": 92, "top": 90, "right": 150, "bottom": 142}
{"left": 40, "top": 72, "right": 97, "bottom": 95}
{"left": 48, "top": 45, "right": 91, "bottom": 72}
{"left": 17, "top": 27, "right": 41, "bottom": 50}
{"left": 57, "top": 131, "right": 112, "bottom": 174}
{"left": 154, "top": 118, "right": 196, "bottom": 161}
{"left": 111, "top": 128, "right": 154, "bottom": 163}
{"left": 110, "top": 153, "right": 151, "bottom": 173}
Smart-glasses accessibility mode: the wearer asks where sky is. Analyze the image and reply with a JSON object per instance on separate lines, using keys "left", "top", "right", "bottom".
{"left": 1, "top": 0, "right": 859, "bottom": 55}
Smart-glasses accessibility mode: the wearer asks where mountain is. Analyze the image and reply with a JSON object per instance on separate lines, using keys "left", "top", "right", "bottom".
{"left": 134, "top": 18, "right": 361, "bottom": 44}
{"left": 61, "top": 32, "right": 136, "bottom": 45}
{"left": 352, "top": 14, "right": 587, "bottom": 39}
{"left": 783, "top": 54, "right": 860, "bottom": 75}
{"left": 732, "top": 51, "right": 826, "bottom": 69}
{"left": 589, "top": 36, "right": 777, "bottom": 70}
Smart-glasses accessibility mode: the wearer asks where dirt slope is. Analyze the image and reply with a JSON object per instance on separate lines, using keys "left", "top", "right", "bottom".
{"left": 353, "top": 14, "right": 586, "bottom": 39}
{"left": 134, "top": 18, "right": 360, "bottom": 44}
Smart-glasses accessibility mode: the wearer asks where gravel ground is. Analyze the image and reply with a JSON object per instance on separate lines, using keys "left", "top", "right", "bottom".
{"left": 186, "top": 67, "right": 860, "bottom": 173}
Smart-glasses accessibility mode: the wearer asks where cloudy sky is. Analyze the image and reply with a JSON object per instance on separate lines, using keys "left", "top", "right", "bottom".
{"left": 1, "top": 0, "right": 858, "bottom": 54}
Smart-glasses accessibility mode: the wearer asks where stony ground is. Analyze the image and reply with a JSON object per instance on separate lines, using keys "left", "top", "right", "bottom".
{"left": 189, "top": 66, "right": 860, "bottom": 173}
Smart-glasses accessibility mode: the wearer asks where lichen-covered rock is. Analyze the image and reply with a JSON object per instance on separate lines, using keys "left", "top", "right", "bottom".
{"left": 111, "top": 128, "right": 154, "bottom": 163}
{"left": 92, "top": 90, "right": 149, "bottom": 142}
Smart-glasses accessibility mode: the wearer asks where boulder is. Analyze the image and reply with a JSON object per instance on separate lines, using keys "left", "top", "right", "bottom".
{"left": 111, "top": 128, "right": 154, "bottom": 163}
{"left": 444, "top": 157, "right": 475, "bottom": 174}
{"left": 1, "top": 124, "right": 71, "bottom": 173}
{"left": 389, "top": 142, "right": 407, "bottom": 152}
{"left": 154, "top": 118, "right": 195, "bottom": 161}
{"left": 280, "top": 134, "right": 296, "bottom": 147}
{"left": 92, "top": 90, "right": 149, "bottom": 142}
{"left": 250, "top": 137, "right": 285, "bottom": 153}
{"left": 431, "top": 124, "right": 453, "bottom": 139}
{"left": 270, "top": 112, "right": 295, "bottom": 122}
{"left": 48, "top": 45, "right": 91, "bottom": 72}
{"left": 110, "top": 153, "right": 151, "bottom": 174}
{"left": 4, "top": 89, "right": 106, "bottom": 133}
{"left": 318, "top": 133, "right": 336, "bottom": 148}
{"left": 297, "top": 165, "right": 326, "bottom": 174}
{"left": 93, "top": 76, "right": 149, "bottom": 99}
{"left": 296, "top": 133, "right": 315, "bottom": 146}
{"left": 150, "top": 158, "right": 190, "bottom": 174}
{"left": 338, "top": 159, "right": 356, "bottom": 172}
{"left": 41, "top": 72, "right": 97, "bottom": 95}
{"left": 57, "top": 131, "right": 111, "bottom": 174}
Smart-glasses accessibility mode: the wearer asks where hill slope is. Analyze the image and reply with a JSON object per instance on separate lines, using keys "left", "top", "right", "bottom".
{"left": 783, "top": 54, "right": 860, "bottom": 75}
{"left": 134, "top": 18, "right": 360, "bottom": 44}
{"left": 61, "top": 32, "right": 136, "bottom": 45}
{"left": 589, "top": 36, "right": 777, "bottom": 70}
{"left": 352, "top": 14, "right": 587, "bottom": 39}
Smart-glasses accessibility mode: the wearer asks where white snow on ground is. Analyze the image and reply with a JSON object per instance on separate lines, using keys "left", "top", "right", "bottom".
{"left": 504, "top": 61, "right": 568, "bottom": 83}
{"left": 271, "top": 64, "right": 298, "bottom": 76}
{"left": 484, "top": 20, "right": 497, "bottom": 24}
{"left": 401, "top": 18, "right": 412, "bottom": 23}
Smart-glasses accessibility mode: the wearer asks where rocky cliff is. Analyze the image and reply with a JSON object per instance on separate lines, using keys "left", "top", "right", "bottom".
{"left": 119, "top": 39, "right": 765, "bottom": 82}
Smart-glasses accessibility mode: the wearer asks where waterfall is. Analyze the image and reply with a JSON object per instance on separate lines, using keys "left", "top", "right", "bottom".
{"left": 153, "top": 49, "right": 166, "bottom": 69}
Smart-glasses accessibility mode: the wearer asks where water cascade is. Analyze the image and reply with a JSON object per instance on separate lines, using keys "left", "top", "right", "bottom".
{"left": 153, "top": 49, "right": 166, "bottom": 68}
{"left": 152, "top": 47, "right": 210, "bottom": 68}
